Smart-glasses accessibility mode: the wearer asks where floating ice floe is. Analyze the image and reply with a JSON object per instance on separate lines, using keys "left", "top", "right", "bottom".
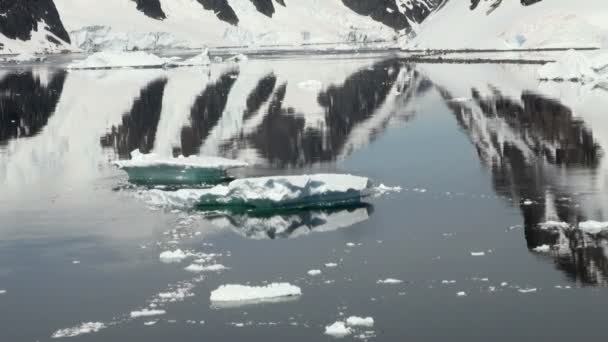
{"left": 185, "top": 263, "right": 227, "bottom": 273}
{"left": 532, "top": 245, "right": 551, "bottom": 253}
{"left": 457, "top": 291, "right": 467, "bottom": 297}
{"left": 518, "top": 288, "right": 538, "bottom": 294}
{"left": 68, "top": 50, "right": 212, "bottom": 70}
{"left": 115, "top": 150, "right": 247, "bottom": 185}
{"left": 130, "top": 309, "right": 166, "bottom": 318}
{"left": 324, "top": 321, "right": 352, "bottom": 338}
{"left": 307, "top": 269, "right": 322, "bottom": 276}
{"left": 470, "top": 251, "right": 485, "bottom": 257}
{"left": 51, "top": 322, "right": 106, "bottom": 338}
{"left": 210, "top": 283, "right": 301, "bottom": 307}
{"left": 325, "top": 263, "right": 339, "bottom": 268}
{"left": 143, "top": 174, "right": 373, "bottom": 210}
{"left": 377, "top": 278, "right": 403, "bottom": 284}
{"left": 578, "top": 221, "right": 608, "bottom": 235}
{"left": 0, "top": 290, "right": 6, "bottom": 294}
{"left": 159, "top": 249, "right": 189, "bottom": 263}
{"left": 345, "top": 316, "right": 374, "bottom": 327}
{"left": 206, "top": 206, "right": 372, "bottom": 240}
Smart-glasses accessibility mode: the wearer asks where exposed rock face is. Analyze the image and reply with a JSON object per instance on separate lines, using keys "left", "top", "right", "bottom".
{"left": 341, "top": 0, "right": 444, "bottom": 31}
{"left": 196, "top": 0, "right": 240, "bottom": 25}
{"left": 131, "top": 0, "right": 166, "bottom": 20}
{"left": 0, "top": 0, "right": 70, "bottom": 44}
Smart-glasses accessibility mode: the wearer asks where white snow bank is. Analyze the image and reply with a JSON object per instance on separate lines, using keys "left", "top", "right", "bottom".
{"left": 130, "top": 309, "right": 166, "bottom": 318}
{"left": 538, "top": 50, "right": 598, "bottom": 81}
{"left": 579, "top": 221, "right": 608, "bottom": 234}
{"left": 324, "top": 321, "right": 352, "bottom": 338}
{"left": 142, "top": 174, "right": 372, "bottom": 209}
{"left": 5, "top": 53, "right": 46, "bottom": 64}
{"left": 377, "top": 278, "right": 403, "bottom": 284}
{"left": 210, "top": 283, "right": 301, "bottom": 303}
{"left": 51, "top": 322, "right": 106, "bottom": 338}
{"left": 159, "top": 249, "right": 188, "bottom": 263}
{"left": 114, "top": 150, "right": 247, "bottom": 170}
{"left": 345, "top": 316, "right": 374, "bottom": 327}
{"left": 68, "top": 51, "right": 212, "bottom": 70}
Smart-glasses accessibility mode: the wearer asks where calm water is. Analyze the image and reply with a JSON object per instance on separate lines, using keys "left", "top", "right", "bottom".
{"left": 1, "top": 53, "right": 608, "bottom": 341}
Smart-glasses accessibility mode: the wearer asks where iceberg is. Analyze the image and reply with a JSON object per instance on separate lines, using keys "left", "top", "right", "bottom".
{"left": 142, "top": 174, "right": 372, "bottom": 211}
{"left": 67, "top": 50, "right": 211, "bottom": 70}
{"left": 207, "top": 205, "right": 372, "bottom": 240}
{"left": 114, "top": 150, "right": 247, "bottom": 185}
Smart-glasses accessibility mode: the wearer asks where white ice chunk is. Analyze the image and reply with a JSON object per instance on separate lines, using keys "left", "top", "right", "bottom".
{"left": 578, "top": 221, "right": 608, "bottom": 234}
{"left": 51, "top": 322, "right": 106, "bottom": 338}
{"left": 159, "top": 249, "right": 188, "bottom": 263}
{"left": 142, "top": 174, "right": 372, "bottom": 209}
{"left": 377, "top": 278, "right": 403, "bottom": 284}
{"left": 325, "top": 263, "right": 339, "bottom": 268}
{"left": 518, "top": 288, "right": 538, "bottom": 294}
{"left": 324, "top": 321, "right": 352, "bottom": 338}
{"left": 538, "top": 221, "right": 571, "bottom": 230}
{"left": 457, "top": 291, "right": 467, "bottom": 297}
{"left": 210, "top": 283, "right": 301, "bottom": 303}
{"left": 307, "top": 269, "right": 322, "bottom": 276}
{"left": 68, "top": 51, "right": 169, "bottom": 70}
{"left": 532, "top": 245, "right": 551, "bottom": 253}
{"left": 470, "top": 252, "right": 485, "bottom": 257}
{"left": 345, "top": 316, "right": 374, "bottom": 327}
{"left": 185, "top": 264, "right": 228, "bottom": 272}
{"left": 130, "top": 309, "right": 166, "bottom": 318}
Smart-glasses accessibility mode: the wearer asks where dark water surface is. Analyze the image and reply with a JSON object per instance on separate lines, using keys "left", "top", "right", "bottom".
{"left": 1, "top": 53, "right": 608, "bottom": 341}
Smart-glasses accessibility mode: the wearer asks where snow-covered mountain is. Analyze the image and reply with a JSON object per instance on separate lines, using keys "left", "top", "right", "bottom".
{"left": 1, "top": 0, "right": 607, "bottom": 54}
{"left": 0, "top": 0, "right": 445, "bottom": 54}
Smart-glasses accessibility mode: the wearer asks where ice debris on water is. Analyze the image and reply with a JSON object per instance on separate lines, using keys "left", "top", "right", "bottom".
{"left": 325, "top": 263, "right": 339, "bottom": 268}
{"left": 185, "top": 264, "right": 227, "bottom": 273}
{"left": 159, "top": 249, "right": 188, "bottom": 263}
{"left": 51, "top": 322, "right": 106, "bottom": 338}
{"left": 518, "top": 288, "right": 537, "bottom": 294}
{"left": 457, "top": 291, "right": 467, "bottom": 297}
{"left": 470, "top": 251, "right": 485, "bottom": 257}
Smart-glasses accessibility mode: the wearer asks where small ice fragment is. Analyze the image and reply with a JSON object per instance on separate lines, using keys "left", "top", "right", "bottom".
{"left": 532, "top": 245, "right": 551, "bottom": 253}
{"left": 501, "top": 282, "right": 508, "bottom": 287}
{"left": 346, "top": 242, "right": 356, "bottom": 247}
{"left": 144, "top": 321, "right": 157, "bottom": 326}
{"left": 377, "top": 278, "right": 403, "bottom": 284}
{"left": 72, "top": 260, "right": 80, "bottom": 264}
{"left": 470, "top": 252, "right": 485, "bottom": 256}
{"left": 441, "top": 280, "right": 456, "bottom": 284}
{"left": 130, "top": 309, "right": 166, "bottom": 318}
{"left": 457, "top": 291, "right": 467, "bottom": 297}
{"left": 518, "top": 288, "right": 537, "bottom": 294}
{"left": 307, "top": 269, "right": 322, "bottom": 276}
{"left": 51, "top": 322, "right": 106, "bottom": 338}
{"left": 522, "top": 199, "right": 534, "bottom": 205}
{"left": 0, "top": 290, "right": 5, "bottom": 294}
{"left": 346, "top": 316, "right": 374, "bottom": 327}
{"left": 324, "top": 321, "right": 352, "bottom": 338}
{"left": 159, "top": 249, "right": 188, "bottom": 263}
{"left": 325, "top": 263, "right": 338, "bottom": 268}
